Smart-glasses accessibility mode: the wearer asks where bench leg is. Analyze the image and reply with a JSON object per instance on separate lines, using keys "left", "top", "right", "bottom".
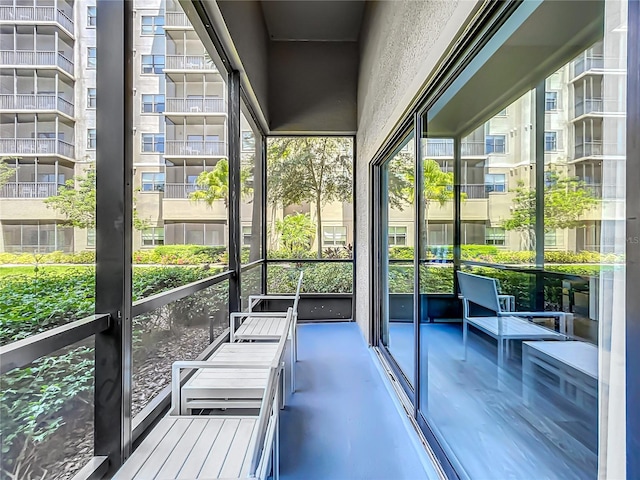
{"left": 523, "top": 348, "right": 533, "bottom": 406}
{"left": 280, "top": 365, "right": 286, "bottom": 410}
{"left": 290, "top": 337, "right": 296, "bottom": 394}
{"left": 463, "top": 320, "right": 468, "bottom": 361}
{"left": 274, "top": 415, "right": 280, "bottom": 480}
{"left": 293, "top": 325, "right": 298, "bottom": 363}
{"left": 497, "top": 337, "right": 504, "bottom": 369}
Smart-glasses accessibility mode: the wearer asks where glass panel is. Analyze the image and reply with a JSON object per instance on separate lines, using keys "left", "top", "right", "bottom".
{"left": 415, "top": 4, "right": 627, "bottom": 477}
{"left": 1, "top": 338, "right": 95, "bottom": 479}
{"left": 267, "top": 137, "right": 353, "bottom": 260}
{"left": 267, "top": 261, "right": 352, "bottom": 294}
{"left": 132, "top": 0, "right": 229, "bottom": 287}
{"left": 241, "top": 103, "right": 263, "bottom": 264}
{"left": 131, "top": 281, "right": 229, "bottom": 416}
{"left": 380, "top": 133, "right": 415, "bottom": 386}
{"left": 241, "top": 264, "right": 263, "bottom": 310}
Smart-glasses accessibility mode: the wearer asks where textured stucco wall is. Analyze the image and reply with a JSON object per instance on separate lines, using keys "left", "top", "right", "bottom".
{"left": 354, "top": 0, "right": 479, "bottom": 343}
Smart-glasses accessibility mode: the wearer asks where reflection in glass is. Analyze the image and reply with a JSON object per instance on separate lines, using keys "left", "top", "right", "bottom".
{"left": 241, "top": 105, "right": 263, "bottom": 264}
{"left": 381, "top": 134, "right": 415, "bottom": 386}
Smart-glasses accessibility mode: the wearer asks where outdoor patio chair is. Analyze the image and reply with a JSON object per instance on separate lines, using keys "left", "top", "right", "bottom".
{"left": 457, "top": 271, "right": 570, "bottom": 367}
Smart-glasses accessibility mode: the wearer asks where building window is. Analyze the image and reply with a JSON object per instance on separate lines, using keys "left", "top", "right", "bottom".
{"left": 388, "top": 226, "right": 407, "bottom": 246}
{"left": 142, "top": 55, "right": 165, "bottom": 74}
{"left": 485, "top": 173, "right": 506, "bottom": 193}
{"left": 87, "top": 6, "right": 96, "bottom": 27}
{"left": 544, "top": 231, "right": 558, "bottom": 247}
{"left": 141, "top": 172, "right": 165, "bottom": 192}
{"left": 495, "top": 108, "right": 507, "bottom": 117}
{"left": 485, "top": 227, "right": 505, "bottom": 246}
{"left": 323, "top": 226, "right": 347, "bottom": 246}
{"left": 142, "top": 94, "right": 165, "bottom": 113}
{"left": 87, "top": 228, "right": 96, "bottom": 247}
{"left": 242, "top": 131, "right": 255, "bottom": 151}
{"left": 142, "top": 227, "right": 165, "bottom": 247}
{"left": 141, "top": 134, "right": 164, "bottom": 153}
{"left": 485, "top": 135, "right": 506, "bottom": 154}
{"left": 87, "top": 88, "right": 96, "bottom": 108}
{"left": 545, "top": 131, "right": 558, "bottom": 151}
{"left": 87, "top": 128, "right": 96, "bottom": 149}
{"left": 242, "top": 226, "right": 252, "bottom": 245}
{"left": 545, "top": 91, "right": 558, "bottom": 111}
{"left": 88, "top": 47, "right": 97, "bottom": 68}
{"left": 141, "top": 15, "right": 164, "bottom": 35}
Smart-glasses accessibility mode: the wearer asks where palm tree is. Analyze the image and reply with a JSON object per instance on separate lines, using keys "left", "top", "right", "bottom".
{"left": 189, "top": 159, "right": 251, "bottom": 207}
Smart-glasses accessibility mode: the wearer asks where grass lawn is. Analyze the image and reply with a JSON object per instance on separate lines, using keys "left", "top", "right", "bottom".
{"left": 0, "top": 265, "right": 94, "bottom": 278}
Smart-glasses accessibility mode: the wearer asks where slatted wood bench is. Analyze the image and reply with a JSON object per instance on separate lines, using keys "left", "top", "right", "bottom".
{"left": 114, "top": 365, "right": 281, "bottom": 479}
{"left": 457, "top": 272, "right": 569, "bottom": 367}
{"left": 176, "top": 308, "right": 293, "bottom": 415}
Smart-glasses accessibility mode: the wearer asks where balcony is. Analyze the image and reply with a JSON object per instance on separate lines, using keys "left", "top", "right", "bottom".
{"left": 574, "top": 141, "right": 624, "bottom": 159}
{"left": 164, "top": 11, "right": 192, "bottom": 29}
{"left": 164, "top": 182, "right": 205, "bottom": 199}
{"left": 0, "top": 182, "right": 59, "bottom": 198}
{"left": 0, "top": 6, "right": 74, "bottom": 35}
{"left": 0, "top": 94, "right": 74, "bottom": 117}
{"left": 0, "top": 50, "right": 74, "bottom": 76}
{"left": 165, "top": 55, "right": 217, "bottom": 72}
{"left": 574, "top": 98, "right": 623, "bottom": 118}
{"left": 0, "top": 138, "right": 75, "bottom": 159}
{"left": 461, "top": 184, "right": 488, "bottom": 199}
{"left": 164, "top": 97, "right": 225, "bottom": 115}
{"left": 573, "top": 55, "right": 604, "bottom": 77}
{"left": 425, "top": 140, "right": 486, "bottom": 157}
{"left": 164, "top": 140, "right": 226, "bottom": 157}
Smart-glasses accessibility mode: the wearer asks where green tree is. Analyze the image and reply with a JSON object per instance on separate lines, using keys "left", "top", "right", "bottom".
{"left": 274, "top": 213, "right": 316, "bottom": 257}
{"left": 268, "top": 137, "right": 352, "bottom": 258}
{"left": 502, "top": 171, "right": 598, "bottom": 250}
{"left": 189, "top": 159, "right": 251, "bottom": 208}
{"left": 0, "top": 157, "right": 17, "bottom": 189}
{"left": 44, "top": 166, "right": 150, "bottom": 232}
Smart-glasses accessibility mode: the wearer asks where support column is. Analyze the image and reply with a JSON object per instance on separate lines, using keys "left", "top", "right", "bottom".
{"left": 228, "top": 70, "right": 241, "bottom": 312}
{"left": 535, "top": 81, "right": 545, "bottom": 311}
{"left": 94, "top": 0, "right": 133, "bottom": 474}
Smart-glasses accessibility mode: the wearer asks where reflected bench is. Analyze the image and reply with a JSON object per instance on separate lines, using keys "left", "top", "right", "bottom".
{"left": 523, "top": 340, "right": 598, "bottom": 412}
{"left": 457, "top": 272, "right": 569, "bottom": 367}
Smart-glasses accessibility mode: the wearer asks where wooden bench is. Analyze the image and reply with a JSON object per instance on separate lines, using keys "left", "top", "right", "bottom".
{"left": 523, "top": 340, "right": 597, "bottom": 412}
{"left": 176, "top": 308, "right": 293, "bottom": 415}
{"left": 114, "top": 363, "right": 282, "bottom": 479}
{"left": 457, "top": 272, "right": 569, "bottom": 367}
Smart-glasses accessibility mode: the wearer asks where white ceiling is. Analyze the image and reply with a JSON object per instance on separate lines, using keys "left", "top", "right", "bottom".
{"left": 260, "top": 0, "right": 366, "bottom": 42}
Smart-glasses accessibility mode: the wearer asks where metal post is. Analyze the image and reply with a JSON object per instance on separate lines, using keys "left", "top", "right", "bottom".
{"left": 535, "top": 82, "right": 546, "bottom": 311}
{"left": 627, "top": 1, "right": 640, "bottom": 476}
{"left": 352, "top": 135, "right": 357, "bottom": 321}
{"left": 453, "top": 135, "right": 462, "bottom": 292}
{"left": 94, "top": 0, "right": 133, "bottom": 474}
{"left": 261, "top": 133, "right": 268, "bottom": 295}
{"left": 228, "top": 70, "right": 241, "bottom": 312}
{"left": 414, "top": 114, "right": 424, "bottom": 414}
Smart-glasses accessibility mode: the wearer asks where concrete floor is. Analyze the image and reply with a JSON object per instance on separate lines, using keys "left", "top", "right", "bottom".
{"left": 279, "top": 322, "right": 436, "bottom": 480}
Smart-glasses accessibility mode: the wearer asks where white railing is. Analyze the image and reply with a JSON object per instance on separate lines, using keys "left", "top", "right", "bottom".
{"left": 164, "top": 183, "right": 205, "bottom": 199}
{"left": 0, "top": 50, "right": 74, "bottom": 75}
{"left": 424, "top": 140, "right": 486, "bottom": 157}
{"left": 0, "top": 182, "right": 59, "bottom": 198}
{"left": 0, "top": 6, "right": 74, "bottom": 34}
{"left": 165, "top": 55, "right": 217, "bottom": 71}
{"left": 0, "top": 94, "right": 74, "bottom": 116}
{"left": 165, "top": 141, "right": 226, "bottom": 156}
{"left": 165, "top": 97, "right": 225, "bottom": 114}
{"left": 461, "top": 184, "right": 488, "bottom": 199}
{"left": 165, "top": 11, "right": 191, "bottom": 28}
{"left": 0, "top": 138, "right": 75, "bottom": 158}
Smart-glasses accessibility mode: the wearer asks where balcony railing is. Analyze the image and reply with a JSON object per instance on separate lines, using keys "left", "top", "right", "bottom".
{"left": 0, "top": 182, "right": 59, "bottom": 198}
{"left": 165, "top": 55, "right": 217, "bottom": 71}
{"left": 165, "top": 97, "right": 225, "bottom": 114}
{"left": 164, "top": 183, "right": 205, "bottom": 199}
{"left": 165, "top": 11, "right": 191, "bottom": 28}
{"left": 582, "top": 184, "right": 620, "bottom": 198}
{"left": 0, "top": 94, "right": 74, "bottom": 116}
{"left": 165, "top": 141, "right": 226, "bottom": 156}
{"left": 0, "top": 50, "right": 74, "bottom": 76}
{"left": 424, "top": 140, "right": 486, "bottom": 157}
{"left": 0, "top": 138, "right": 75, "bottom": 158}
{"left": 573, "top": 55, "right": 604, "bottom": 77}
{"left": 574, "top": 98, "right": 623, "bottom": 117}
{"left": 461, "top": 184, "right": 488, "bottom": 199}
{"left": 574, "top": 141, "right": 624, "bottom": 159}
{"left": 0, "top": 6, "right": 74, "bottom": 34}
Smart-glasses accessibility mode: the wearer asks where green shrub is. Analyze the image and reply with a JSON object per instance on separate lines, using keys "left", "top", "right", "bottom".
{"left": 267, "top": 263, "right": 353, "bottom": 293}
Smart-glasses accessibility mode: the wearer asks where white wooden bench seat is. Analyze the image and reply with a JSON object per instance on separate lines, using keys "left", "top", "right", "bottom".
{"left": 176, "top": 309, "right": 293, "bottom": 415}
{"left": 457, "top": 272, "right": 569, "bottom": 367}
{"left": 233, "top": 314, "right": 289, "bottom": 341}
{"left": 523, "top": 340, "right": 598, "bottom": 411}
